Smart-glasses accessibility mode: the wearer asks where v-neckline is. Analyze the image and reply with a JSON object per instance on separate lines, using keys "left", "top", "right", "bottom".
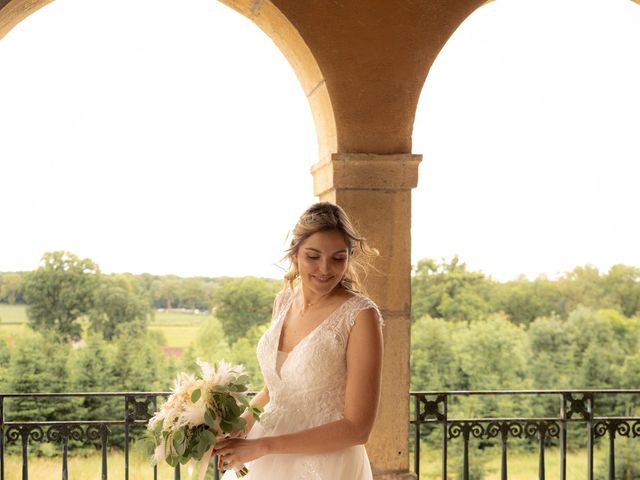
{"left": 276, "top": 288, "right": 357, "bottom": 356}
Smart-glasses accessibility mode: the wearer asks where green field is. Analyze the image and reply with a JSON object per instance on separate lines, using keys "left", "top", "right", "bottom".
{"left": 0, "top": 304, "right": 204, "bottom": 349}
{"left": 0, "top": 303, "right": 27, "bottom": 324}
{"left": 0, "top": 304, "right": 28, "bottom": 343}
{"left": 149, "top": 309, "right": 209, "bottom": 348}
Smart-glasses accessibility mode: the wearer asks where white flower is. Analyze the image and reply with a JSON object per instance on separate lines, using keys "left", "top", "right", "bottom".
{"left": 176, "top": 399, "right": 207, "bottom": 429}
{"left": 196, "top": 358, "right": 214, "bottom": 380}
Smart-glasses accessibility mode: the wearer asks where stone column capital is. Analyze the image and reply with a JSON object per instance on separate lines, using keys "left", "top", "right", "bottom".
{"left": 311, "top": 153, "right": 422, "bottom": 196}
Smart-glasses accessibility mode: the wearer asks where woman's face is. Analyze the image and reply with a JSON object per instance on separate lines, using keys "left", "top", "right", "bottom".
{"left": 296, "top": 229, "right": 350, "bottom": 296}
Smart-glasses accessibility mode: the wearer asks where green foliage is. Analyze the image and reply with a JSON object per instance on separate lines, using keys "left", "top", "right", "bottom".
{"left": 213, "top": 277, "right": 279, "bottom": 343}
{"left": 557, "top": 265, "right": 611, "bottom": 313}
{"left": 110, "top": 329, "right": 170, "bottom": 391}
{"left": 153, "top": 275, "right": 182, "bottom": 310}
{"left": 0, "top": 338, "right": 10, "bottom": 388}
{"left": 411, "top": 316, "right": 459, "bottom": 390}
{"left": 0, "top": 272, "right": 25, "bottom": 304}
{"left": 603, "top": 264, "right": 640, "bottom": 318}
{"left": 69, "top": 334, "right": 119, "bottom": 420}
{"left": 23, "top": 251, "right": 100, "bottom": 341}
{"left": 89, "top": 275, "right": 153, "bottom": 340}
{"left": 492, "top": 277, "right": 566, "bottom": 325}
{"left": 150, "top": 275, "right": 220, "bottom": 311}
{"left": 226, "top": 322, "right": 269, "bottom": 388}
{"left": 412, "top": 257, "right": 492, "bottom": 322}
{"left": 4, "top": 331, "right": 77, "bottom": 422}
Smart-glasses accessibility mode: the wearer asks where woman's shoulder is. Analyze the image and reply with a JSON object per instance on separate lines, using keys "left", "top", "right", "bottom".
{"left": 343, "top": 290, "right": 384, "bottom": 329}
{"left": 273, "top": 286, "right": 296, "bottom": 311}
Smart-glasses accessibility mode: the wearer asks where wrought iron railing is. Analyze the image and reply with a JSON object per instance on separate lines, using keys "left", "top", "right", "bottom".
{"left": 0, "top": 392, "right": 227, "bottom": 480}
{"left": 3, "top": 390, "right": 640, "bottom": 479}
{"left": 411, "top": 389, "right": 640, "bottom": 480}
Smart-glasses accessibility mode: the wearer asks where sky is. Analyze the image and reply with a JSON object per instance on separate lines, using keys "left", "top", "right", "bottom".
{"left": 0, "top": 0, "right": 638, "bottom": 281}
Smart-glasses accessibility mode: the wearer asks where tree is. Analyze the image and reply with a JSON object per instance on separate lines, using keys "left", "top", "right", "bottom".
{"left": 0, "top": 339, "right": 10, "bottom": 388}
{"left": 69, "top": 335, "right": 119, "bottom": 421}
{"left": 153, "top": 275, "right": 181, "bottom": 309}
{"left": 411, "top": 256, "right": 492, "bottom": 322}
{"left": 89, "top": 275, "right": 152, "bottom": 340}
{"left": 179, "top": 277, "right": 211, "bottom": 311}
{"left": 0, "top": 272, "right": 24, "bottom": 304}
{"left": 23, "top": 251, "right": 100, "bottom": 341}
{"left": 4, "top": 331, "right": 77, "bottom": 422}
{"left": 527, "top": 315, "right": 573, "bottom": 390}
{"left": 491, "top": 276, "right": 565, "bottom": 325}
{"left": 227, "top": 323, "right": 269, "bottom": 388}
{"left": 603, "top": 264, "right": 640, "bottom": 318}
{"left": 410, "top": 316, "right": 459, "bottom": 390}
{"left": 110, "top": 329, "right": 169, "bottom": 391}
{"left": 557, "top": 265, "right": 610, "bottom": 313}
{"left": 213, "top": 277, "right": 280, "bottom": 343}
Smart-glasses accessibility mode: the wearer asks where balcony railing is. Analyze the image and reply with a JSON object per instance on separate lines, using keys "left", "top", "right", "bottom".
{"left": 0, "top": 392, "right": 222, "bottom": 480}
{"left": 2, "top": 390, "right": 639, "bottom": 479}
{"left": 411, "top": 389, "right": 640, "bottom": 480}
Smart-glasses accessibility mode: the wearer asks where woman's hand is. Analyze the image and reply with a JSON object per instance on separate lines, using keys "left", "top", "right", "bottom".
{"left": 213, "top": 437, "right": 268, "bottom": 471}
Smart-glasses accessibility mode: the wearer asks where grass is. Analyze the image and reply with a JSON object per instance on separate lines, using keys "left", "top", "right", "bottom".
{"left": 0, "top": 303, "right": 28, "bottom": 324}
{"left": 415, "top": 444, "right": 609, "bottom": 479}
{"left": 4, "top": 447, "right": 609, "bottom": 480}
{"left": 149, "top": 324, "right": 199, "bottom": 348}
{"left": 0, "top": 304, "right": 206, "bottom": 349}
{"left": 0, "top": 304, "right": 29, "bottom": 343}
{"left": 3, "top": 449, "right": 201, "bottom": 480}
{"left": 149, "top": 309, "right": 210, "bottom": 348}
{"left": 152, "top": 309, "right": 210, "bottom": 326}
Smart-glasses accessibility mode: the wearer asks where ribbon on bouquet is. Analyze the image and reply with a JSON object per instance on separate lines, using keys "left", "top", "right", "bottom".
{"left": 186, "top": 447, "right": 213, "bottom": 480}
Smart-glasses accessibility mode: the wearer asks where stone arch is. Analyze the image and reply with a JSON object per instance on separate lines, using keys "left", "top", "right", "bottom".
{"left": 0, "top": 1, "right": 511, "bottom": 478}
{"left": 0, "top": 0, "right": 337, "bottom": 162}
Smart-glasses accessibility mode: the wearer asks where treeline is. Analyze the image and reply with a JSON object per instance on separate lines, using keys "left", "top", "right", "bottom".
{"left": 0, "top": 264, "right": 247, "bottom": 313}
{"left": 0, "top": 252, "right": 279, "bottom": 342}
{"left": 411, "top": 256, "right": 640, "bottom": 392}
{"left": 412, "top": 256, "right": 640, "bottom": 324}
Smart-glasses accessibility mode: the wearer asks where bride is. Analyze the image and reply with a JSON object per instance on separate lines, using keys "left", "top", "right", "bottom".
{"left": 215, "top": 202, "right": 384, "bottom": 479}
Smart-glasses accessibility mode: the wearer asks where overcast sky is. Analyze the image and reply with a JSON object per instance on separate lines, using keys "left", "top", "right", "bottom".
{"left": 0, "top": 0, "right": 638, "bottom": 281}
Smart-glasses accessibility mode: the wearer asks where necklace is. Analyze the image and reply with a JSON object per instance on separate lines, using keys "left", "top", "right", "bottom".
{"left": 300, "top": 290, "right": 333, "bottom": 317}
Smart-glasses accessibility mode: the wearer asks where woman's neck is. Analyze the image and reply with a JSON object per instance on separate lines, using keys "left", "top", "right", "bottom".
{"left": 299, "top": 285, "right": 335, "bottom": 310}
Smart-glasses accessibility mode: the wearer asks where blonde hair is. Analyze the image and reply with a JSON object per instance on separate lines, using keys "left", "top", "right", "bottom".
{"left": 283, "top": 202, "right": 378, "bottom": 293}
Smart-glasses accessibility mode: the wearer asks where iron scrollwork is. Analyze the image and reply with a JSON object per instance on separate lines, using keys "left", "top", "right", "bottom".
{"left": 594, "top": 419, "right": 631, "bottom": 438}
{"left": 524, "top": 421, "right": 560, "bottom": 440}
{"left": 4, "top": 425, "right": 45, "bottom": 444}
{"left": 449, "top": 421, "right": 485, "bottom": 440}
{"left": 4, "top": 424, "right": 111, "bottom": 446}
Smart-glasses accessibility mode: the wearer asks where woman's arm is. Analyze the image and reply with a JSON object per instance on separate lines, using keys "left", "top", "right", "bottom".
{"left": 215, "top": 308, "right": 383, "bottom": 468}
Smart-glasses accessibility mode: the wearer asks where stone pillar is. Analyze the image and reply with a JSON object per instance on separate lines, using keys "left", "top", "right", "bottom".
{"left": 311, "top": 153, "right": 421, "bottom": 480}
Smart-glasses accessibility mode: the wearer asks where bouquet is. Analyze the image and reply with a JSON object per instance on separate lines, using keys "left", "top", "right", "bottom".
{"left": 148, "top": 359, "right": 262, "bottom": 479}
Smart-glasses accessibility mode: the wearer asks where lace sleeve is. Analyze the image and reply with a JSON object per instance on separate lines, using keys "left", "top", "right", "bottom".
{"left": 326, "top": 294, "right": 383, "bottom": 347}
{"left": 346, "top": 296, "right": 384, "bottom": 331}
{"left": 270, "top": 288, "right": 293, "bottom": 324}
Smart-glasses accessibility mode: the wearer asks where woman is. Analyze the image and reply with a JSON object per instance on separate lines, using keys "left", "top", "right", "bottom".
{"left": 216, "top": 202, "right": 384, "bottom": 479}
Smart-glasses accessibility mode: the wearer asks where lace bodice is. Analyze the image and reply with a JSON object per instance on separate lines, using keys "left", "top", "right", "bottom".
{"left": 255, "top": 288, "right": 383, "bottom": 434}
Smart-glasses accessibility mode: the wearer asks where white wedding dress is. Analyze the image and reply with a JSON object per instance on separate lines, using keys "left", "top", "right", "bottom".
{"left": 222, "top": 287, "right": 383, "bottom": 480}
